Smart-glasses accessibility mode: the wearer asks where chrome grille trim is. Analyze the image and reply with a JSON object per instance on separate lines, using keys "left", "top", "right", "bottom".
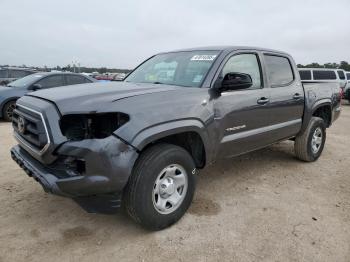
{"left": 13, "top": 104, "right": 51, "bottom": 155}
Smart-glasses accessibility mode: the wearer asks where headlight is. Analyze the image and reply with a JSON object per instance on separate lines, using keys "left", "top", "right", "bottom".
{"left": 60, "top": 113, "right": 129, "bottom": 141}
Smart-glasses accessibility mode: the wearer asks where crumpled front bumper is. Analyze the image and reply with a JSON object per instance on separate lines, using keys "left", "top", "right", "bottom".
{"left": 11, "top": 135, "right": 139, "bottom": 214}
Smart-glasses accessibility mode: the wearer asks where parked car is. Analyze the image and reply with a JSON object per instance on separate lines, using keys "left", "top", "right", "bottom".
{"left": 0, "top": 72, "right": 95, "bottom": 121}
{"left": 344, "top": 71, "right": 350, "bottom": 102}
{"left": 94, "top": 73, "right": 114, "bottom": 81}
{"left": 112, "top": 73, "right": 127, "bottom": 81}
{"left": 10, "top": 46, "right": 341, "bottom": 230}
{"left": 299, "top": 68, "right": 347, "bottom": 90}
{"left": 0, "top": 67, "right": 37, "bottom": 86}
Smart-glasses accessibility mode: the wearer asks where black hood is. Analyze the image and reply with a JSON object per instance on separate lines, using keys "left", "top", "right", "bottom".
{"left": 28, "top": 81, "right": 179, "bottom": 114}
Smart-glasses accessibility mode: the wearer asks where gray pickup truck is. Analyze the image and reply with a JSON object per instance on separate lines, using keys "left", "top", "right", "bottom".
{"left": 10, "top": 46, "right": 342, "bottom": 230}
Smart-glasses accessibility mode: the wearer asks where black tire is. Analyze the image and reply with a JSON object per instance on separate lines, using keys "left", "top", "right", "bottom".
{"left": 3, "top": 100, "right": 16, "bottom": 122}
{"left": 294, "top": 117, "right": 326, "bottom": 162}
{"left": 124, "top": 143, "right": 196, "bottom": 230}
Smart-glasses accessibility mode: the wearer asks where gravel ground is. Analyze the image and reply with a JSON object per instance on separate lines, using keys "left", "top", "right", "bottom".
{"left": 0, "top": 103, "right": 349, "bottom": 262}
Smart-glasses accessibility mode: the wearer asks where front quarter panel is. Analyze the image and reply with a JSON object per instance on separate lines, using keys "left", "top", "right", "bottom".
{"left": 112, "top": 88, "right": 216, "bottom": 162}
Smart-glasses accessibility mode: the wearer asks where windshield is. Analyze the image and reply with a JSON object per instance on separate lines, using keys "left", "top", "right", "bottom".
{"left": 125, "top": 51, "right": 220, "bottom": 87}
{"left": 7, "top": 73, "right": 43, "bottom": 88}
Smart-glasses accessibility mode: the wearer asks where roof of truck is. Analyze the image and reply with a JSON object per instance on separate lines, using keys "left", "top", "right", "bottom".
{"left": 162, "top": 46, "right": 290, "bottom": 56}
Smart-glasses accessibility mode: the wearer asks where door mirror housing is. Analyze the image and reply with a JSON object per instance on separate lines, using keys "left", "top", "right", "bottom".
{"left": 216, "top": 72, "right": 253, "bottom": 92}
{"left": 28, "top": 83, "right": 42, "bottom": 91}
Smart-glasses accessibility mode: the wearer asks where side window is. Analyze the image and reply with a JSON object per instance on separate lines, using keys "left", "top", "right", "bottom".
{"left": 36, "top": 75, "right": 64, "bottom": 88}
{"left": 313, "top": 70, "right": 336, "bottom": 80}
{"left": 299, "top": 70, "right": 311, "bottom": 80}
{"left": 264, "top": 55, "right": 294, "bottom": 87}
{"left": 222, "top": 54, "right": 262, "bottom": 89}
{"left": 66, "top": 75, "right": 88, "bottom": 85}
{"left": 346, "top": 73, "right": 350, "bottom": 81}
{"left": 0, "top": 69, "right": 7, "bottom": 78}
{"left": 337, "top": 70, "right": 345, "bottom": 80}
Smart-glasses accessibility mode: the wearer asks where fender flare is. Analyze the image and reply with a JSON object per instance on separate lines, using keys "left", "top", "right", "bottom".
{"left": 130, "top": 119, "right": 212, "bottom": 162}
{"left": 300, "top": 98, "right": 332, "bottom": 134}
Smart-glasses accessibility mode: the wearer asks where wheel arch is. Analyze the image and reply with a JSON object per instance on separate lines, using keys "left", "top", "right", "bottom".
{"left": 300, "top": 99, "right": 332, "bottom": 134}
{"left": 311, "top": 102, "right": 332, "bottom": 127}
{"left": 0, "top": 97, "right": 19, "bottom": 118}
{"left": 130, "top": 119, "right": 211, "bottom": 168}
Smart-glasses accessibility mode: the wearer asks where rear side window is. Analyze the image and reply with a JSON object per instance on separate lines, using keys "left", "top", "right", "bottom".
{"left": 337, "top": 70, "right": 345, "bottom": 80}
{"left": 66, "top": 75, "right": 90, "bottom": 85}
{"left": 313, "top": 70, "right": 336, "bottom": 80}
{"left": 299, "top": 70, "right": 311, "bottom": 80}
{"left": 346, "top": 73, "right": 350, "bottom": 80}
{"left": 36, "top": 75, "right": 64, "bottom": 88}
{"left": 264, "top": 55, "right": 294, "bottom": 86}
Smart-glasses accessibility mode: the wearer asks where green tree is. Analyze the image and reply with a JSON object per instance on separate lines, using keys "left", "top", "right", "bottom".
{"left": 339, "top": 61, "right": 350, "bottom": 71}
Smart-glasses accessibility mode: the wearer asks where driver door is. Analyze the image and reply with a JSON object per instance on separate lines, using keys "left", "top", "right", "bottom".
{"left": 214, "top": 52, "right": 273, "bottom": 158}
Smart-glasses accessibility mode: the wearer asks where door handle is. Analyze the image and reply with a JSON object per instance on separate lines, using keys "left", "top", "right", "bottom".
{"left": 293, "top": 93, "right": 303, "bottom": 100}
{"left": 257, "top": 97, "right": 269, "bottom": 105}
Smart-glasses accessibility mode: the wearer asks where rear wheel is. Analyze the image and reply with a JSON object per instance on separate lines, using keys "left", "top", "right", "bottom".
{"left": 3, "top": 100, "right": 16, "bottom": 121}
{"left": 124, "top": 143, "right": 196, "bottom": 230}
{"left": 294, "top": 117, "right": 326, "bottom": 162}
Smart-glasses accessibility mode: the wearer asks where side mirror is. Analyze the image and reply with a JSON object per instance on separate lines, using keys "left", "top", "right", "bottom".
{"left": 218, "top": 72, "right": 253, "bottom": 91}
{"left": 28, "top": 83, "right": 42, "bottom": 91}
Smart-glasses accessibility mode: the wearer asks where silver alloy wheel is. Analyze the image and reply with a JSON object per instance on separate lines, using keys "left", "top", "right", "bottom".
{"left": 6, "top": 103, "right": 16, "bottom": 120}
{"left": 152, "top": 164, "right": 188, "bottom": 215}
{"left": 311, "top": 127, "right": 323, "bottom": 153}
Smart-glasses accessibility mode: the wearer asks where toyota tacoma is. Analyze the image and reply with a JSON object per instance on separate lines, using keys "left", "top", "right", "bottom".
{"left": 10, "top": 46, "right": 342, "bottom": 230}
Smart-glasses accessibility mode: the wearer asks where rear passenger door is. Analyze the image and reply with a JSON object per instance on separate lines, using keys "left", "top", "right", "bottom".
{"left": 264, "top": 54, "right": 304, "bottom": 140}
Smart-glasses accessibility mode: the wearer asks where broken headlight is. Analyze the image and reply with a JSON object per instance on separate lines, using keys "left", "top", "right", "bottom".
{"left": 60, "top": 113, "right": 129, "bottom": 141}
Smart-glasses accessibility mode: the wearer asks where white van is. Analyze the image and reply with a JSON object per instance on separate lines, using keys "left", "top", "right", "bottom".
{"left": 299, "top": 68, "right": 347, "bottom": 90}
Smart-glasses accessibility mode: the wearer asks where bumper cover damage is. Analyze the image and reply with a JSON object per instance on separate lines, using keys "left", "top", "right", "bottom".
{"left": 11, "top": 135, "right": 138, "bottom": 214}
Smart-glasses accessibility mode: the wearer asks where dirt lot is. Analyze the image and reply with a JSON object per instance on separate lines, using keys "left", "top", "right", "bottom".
{"left": 0, "top": 104, "right": 349, "bottom": 262}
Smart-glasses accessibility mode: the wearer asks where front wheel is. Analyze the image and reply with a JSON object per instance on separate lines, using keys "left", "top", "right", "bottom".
{"left": 124, "top": 143, "right": 196, "bottom": 230}
{"left": 294, "top": 117, "right": 326, "bottom": 162}
{"left": 3, "top": 100, "right": 16, "bottom": 121}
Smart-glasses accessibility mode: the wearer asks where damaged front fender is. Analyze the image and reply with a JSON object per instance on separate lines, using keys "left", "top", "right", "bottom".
{"left": 56, "top": 135, "right": 138, "bottom": 196}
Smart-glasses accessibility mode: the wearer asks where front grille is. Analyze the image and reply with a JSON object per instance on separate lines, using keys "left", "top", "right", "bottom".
{"left": 12, "top": 105, "right": 49, "bottom": 152}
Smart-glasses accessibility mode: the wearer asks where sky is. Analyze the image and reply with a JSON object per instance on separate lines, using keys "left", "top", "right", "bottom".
{"left": 0, "top": 0, "right": 349, "bottom": 69}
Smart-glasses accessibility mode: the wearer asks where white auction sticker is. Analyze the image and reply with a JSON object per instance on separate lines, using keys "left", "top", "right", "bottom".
{"left": 191, "top": 55, "right": 217, "bottom": 61}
